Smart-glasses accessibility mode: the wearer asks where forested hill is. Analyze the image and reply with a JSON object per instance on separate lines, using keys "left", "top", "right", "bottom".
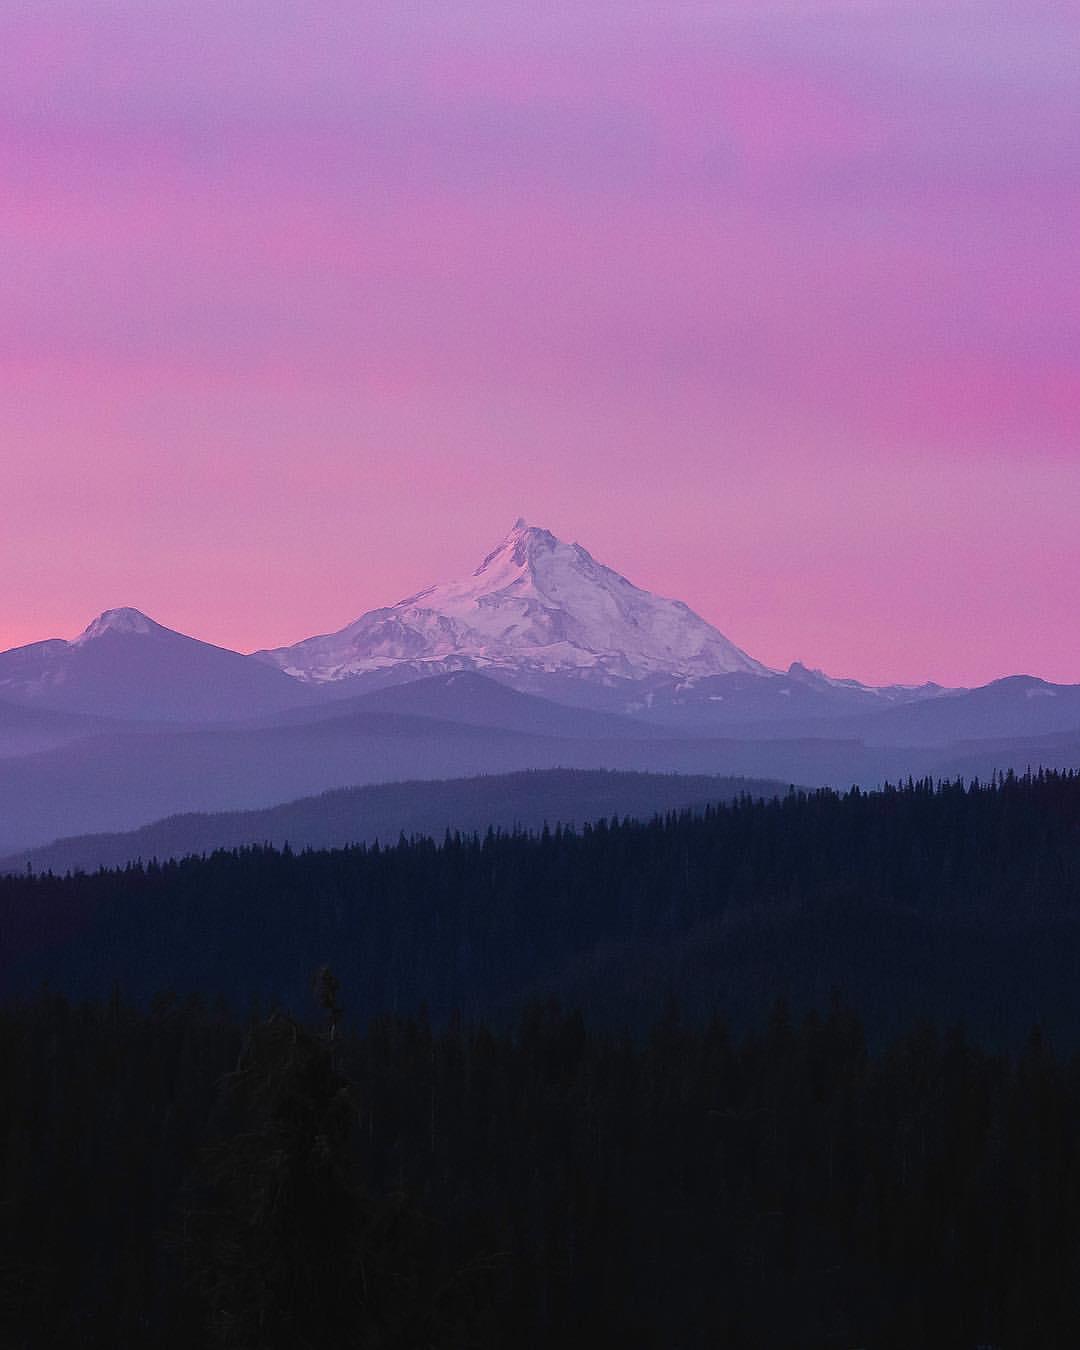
{"left": 0, "top": 768, "right": 788, "bottom": 875}
{"left": 5, "top": 770, "right": 1080, "bottom": 1045}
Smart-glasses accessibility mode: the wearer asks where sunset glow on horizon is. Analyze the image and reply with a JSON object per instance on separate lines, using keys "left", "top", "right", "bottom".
{"left": 2, "top": 1, "right": 1078, "bottom": 687}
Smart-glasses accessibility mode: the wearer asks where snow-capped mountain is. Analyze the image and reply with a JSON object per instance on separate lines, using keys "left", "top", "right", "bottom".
{"left": 255, "top": 519, "right": 771, "bottom": 687}
{"left": 0, "top": 525, "right": 955, "bottom": 732}
{"left": 0, "top": 607, "right": 318, "bottom": 722}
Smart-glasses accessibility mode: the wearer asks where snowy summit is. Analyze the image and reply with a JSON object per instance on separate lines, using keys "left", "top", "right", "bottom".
{"left": 256, "top": 519, "right": 770, "bottom": 685}
{"left": 72, "top": 607, "right": 160, "bottom": 646}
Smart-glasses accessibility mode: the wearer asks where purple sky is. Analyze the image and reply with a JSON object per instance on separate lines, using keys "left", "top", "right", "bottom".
{"left": 2, "top": 1, "right": 1078, "bottom": 685}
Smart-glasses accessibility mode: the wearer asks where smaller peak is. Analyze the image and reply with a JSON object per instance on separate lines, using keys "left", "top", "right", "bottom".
{"left": 787, "top": 661, "right": 826, "bottom": 682}
{"left": 74, "top": 607, "right": 160, "bottom": 645}
{"left": 985, "top": 673, "right": 1046, "bottom": 690}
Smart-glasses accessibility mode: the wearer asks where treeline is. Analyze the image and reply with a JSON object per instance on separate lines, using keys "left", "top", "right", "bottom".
{"left": 4, "top": 992, "right": 1080, "bottom": 1347}
{"left": 4, "top": 771, "right": 1080, "bottom": 1043}
{"left": 1, "top": 769, "right": 785, "bottom": 877}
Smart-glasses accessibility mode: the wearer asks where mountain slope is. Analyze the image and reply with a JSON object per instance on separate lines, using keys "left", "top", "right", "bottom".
{"left": 255, "top": 519, "right": 770, "bottom": 686}
{"left": 0, "top": 768, "right": 788, "bottom": 874}
{"left": 245, "top": 670, "right": 679, "bottom": 740}
{"left": 0, "top": 608, "right": 319, "bottom": 722}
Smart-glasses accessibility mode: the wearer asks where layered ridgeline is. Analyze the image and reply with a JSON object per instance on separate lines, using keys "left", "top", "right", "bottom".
{"left": 0, "top": 521, "right": 934, "bottom": 752}
{"left": 1, "top": 522, "right": 1079, "bottom": 859}
{"left": 0, "top": 769, "right": 788, "bottom": 876}
{"left": 4, "top": 522, "right": 1079, "bottom": 739}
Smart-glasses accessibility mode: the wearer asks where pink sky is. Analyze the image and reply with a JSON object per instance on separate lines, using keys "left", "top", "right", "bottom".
{"left": 1, "top": 0, "right": 1078, "bottom": 686}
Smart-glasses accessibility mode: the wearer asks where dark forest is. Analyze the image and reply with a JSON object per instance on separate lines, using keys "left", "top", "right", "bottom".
{"left": 5, "top": 771, "right": 1080, "bottom": 1346}
{"left": 5, "top": 993, "right": 1080, "bottom": 1347}
{"left": 5, "top": 771, "right": 1080, "bottom": 1042}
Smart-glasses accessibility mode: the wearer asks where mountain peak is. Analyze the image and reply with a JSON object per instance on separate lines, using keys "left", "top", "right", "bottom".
{"left": 506, "top": 516, "right": 552, "bottom": 542}
{"left": 74, "top": 608, "right": 160, "bottom": 645}
{"left": 474, "top": 519, "right": 558, "bottom": 578}
{"left": 257, "top": 522, "right": 771, "bottom": 685}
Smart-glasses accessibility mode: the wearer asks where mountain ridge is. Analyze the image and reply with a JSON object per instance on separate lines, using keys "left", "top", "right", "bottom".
{"left": 0, "top": 523, "right": 1074, "bottom": 739}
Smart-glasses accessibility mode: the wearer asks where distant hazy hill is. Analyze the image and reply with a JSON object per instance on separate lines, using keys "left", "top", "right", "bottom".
{"left": 1, "top": 769, "right": 788, "bottom": 875}
{"left": 4, "top": 696, "right": 1079, "bottom": 857}
{"left": 0, "top": 698, "right": 123, "bottom": 758}
{"left": 246, "top": 670, "right": 676, "bottom": 740}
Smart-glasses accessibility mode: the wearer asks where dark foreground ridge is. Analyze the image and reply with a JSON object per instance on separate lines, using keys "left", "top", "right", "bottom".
{"left": 3, "top": 994, "right": 1080, "bottom": 1348}
{"left": 4, "top": 770, "right": 1080, "bottom": 1044}
{"left": 0, "top": 768, "right": 789, "bottom": 875}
